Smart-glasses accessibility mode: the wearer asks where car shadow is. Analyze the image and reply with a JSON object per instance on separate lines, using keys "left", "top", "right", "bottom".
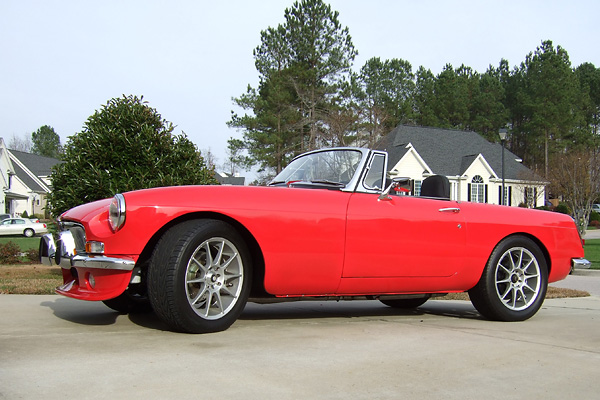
{"left": 40, "top": 298, "right": 482, "bottom": 332}
{"left": 239, "top": 300, "right": 482, "bottom": 322}
{"left": 40, "top": 297, "right": 170, "bottom": 331}
{"left": 41, "top": 298, "right": 121, "bottom": 326}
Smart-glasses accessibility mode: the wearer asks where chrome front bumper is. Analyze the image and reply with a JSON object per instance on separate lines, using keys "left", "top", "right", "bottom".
{"left": 39, "top": 231, "right": 135, "bottom": 271}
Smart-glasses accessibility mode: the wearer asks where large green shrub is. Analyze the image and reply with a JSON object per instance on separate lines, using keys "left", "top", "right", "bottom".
{"left": 47, "top": 95, "right": 218, "bottom": 216}
{"left": 554, "top": 202, "right": 571, "bottom": 215}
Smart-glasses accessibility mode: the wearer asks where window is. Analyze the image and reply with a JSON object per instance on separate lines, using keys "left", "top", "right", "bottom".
{"left": 524, "top": 187, "right": 537, "bottom": 208}
{"left": 364, "top": 154, "right": 385, "bottom": 190}
{"left": 413, "top": 180, "right": 422, "bottom": 196}
{"left": 499, "top": 186, "right": 512, "bottom": 206}
{"left": 470, "top": 175, "right": 486, "bottom": 203}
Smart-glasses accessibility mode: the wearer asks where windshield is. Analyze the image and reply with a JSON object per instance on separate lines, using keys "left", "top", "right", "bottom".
{"left": 271, "top": 149, "right": 363, "bottom": 186}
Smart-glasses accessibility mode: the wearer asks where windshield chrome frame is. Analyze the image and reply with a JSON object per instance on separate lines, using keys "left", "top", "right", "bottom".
{"left": 270, "top": 147, "right": 388, "bottom": 194}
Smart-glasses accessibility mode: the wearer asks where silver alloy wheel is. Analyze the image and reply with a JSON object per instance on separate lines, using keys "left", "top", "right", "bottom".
{"left": 494, "top": 246, "right": 542, "bottom": 311}
{"left": 185, "top": 237, "right": 244, "bottom": 320}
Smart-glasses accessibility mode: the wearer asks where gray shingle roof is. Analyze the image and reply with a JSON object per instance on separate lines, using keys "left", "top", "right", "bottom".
{"left": 377, "top": 125, "right": 544, "bottom": 182}
{"left": 9, "top": 150, "right": 61, "bottom": 177}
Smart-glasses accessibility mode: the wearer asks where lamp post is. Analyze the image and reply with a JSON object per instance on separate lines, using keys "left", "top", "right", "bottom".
{"left": 499, "top": 129, "right": 507, "bottom": 205}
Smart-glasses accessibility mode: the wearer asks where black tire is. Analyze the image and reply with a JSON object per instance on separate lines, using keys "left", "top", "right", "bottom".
{"left": 102, "top": 290, "right": 151, "bottom": 313}
{"left": 147, "top": 219, "right": 252, "bottom": 333}
{"left": 380, "top": 297, "right": 429, "bottom": 309}
{"left": 23, "top": 228, "right": 34, "bottom": 238}
{"left": 468, "top": 236, "right": 548, "bottom": 321}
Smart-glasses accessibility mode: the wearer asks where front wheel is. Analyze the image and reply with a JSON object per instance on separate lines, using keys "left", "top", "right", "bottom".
{"left": 148, "top": 219, "right": 252, "bottom": 333}
{"left": 468, "top": 236, "right": 548, "bottom": 321}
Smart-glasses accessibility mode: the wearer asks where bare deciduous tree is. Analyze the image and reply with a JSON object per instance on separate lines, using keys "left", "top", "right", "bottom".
{"left": 548, "top": 150, "right": 600, "bottom": 235}
{"left": 8, "top": 134, "right": 32, "bottom": 152}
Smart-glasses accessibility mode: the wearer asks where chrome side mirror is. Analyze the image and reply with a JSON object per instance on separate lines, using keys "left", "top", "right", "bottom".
{"left": 378, "top": 177, "right": 411, "bottom": 201}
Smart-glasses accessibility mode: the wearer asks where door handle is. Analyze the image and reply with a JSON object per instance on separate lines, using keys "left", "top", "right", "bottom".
{"left": 439, "top": 207, "right": 460, "bottom": 213}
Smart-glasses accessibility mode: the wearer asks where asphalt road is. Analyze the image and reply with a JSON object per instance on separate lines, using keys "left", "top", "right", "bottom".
{"left": 1, "top": 291, "right": 599, "bottom": 400}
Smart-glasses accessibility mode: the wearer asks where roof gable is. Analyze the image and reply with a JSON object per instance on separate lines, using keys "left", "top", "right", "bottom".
{"left": 462, "top": 154, "right": 497, "bottom": 179}
{"left": 389, "top": 143, "right": 433, "bottom": 176}
{"left": 9, "top": 150, "right": 61, "bottom": 177}
{"left": 6, "top": 150, "right": 61, "bottom": 193}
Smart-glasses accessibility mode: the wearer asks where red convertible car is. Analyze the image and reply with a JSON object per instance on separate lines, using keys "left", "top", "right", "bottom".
{"left": 40, "top": 147, "right": 589, "bottom": 333}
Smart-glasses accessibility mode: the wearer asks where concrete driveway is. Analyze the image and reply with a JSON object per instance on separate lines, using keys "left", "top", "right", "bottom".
{"left": 1, "top": 293, "right": 599, "bottom": 400}
{"left": 584, "top": 229, "right": 600, "bottom": 240}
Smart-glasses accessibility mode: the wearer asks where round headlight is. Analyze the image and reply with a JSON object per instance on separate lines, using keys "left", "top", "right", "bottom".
{"left": 108, "top": 194, "right": 126, "bottom": 232}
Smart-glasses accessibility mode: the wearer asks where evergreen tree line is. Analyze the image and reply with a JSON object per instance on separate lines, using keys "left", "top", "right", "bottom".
{"left": 228, "top": 0, "right": 600, "bottom": 180}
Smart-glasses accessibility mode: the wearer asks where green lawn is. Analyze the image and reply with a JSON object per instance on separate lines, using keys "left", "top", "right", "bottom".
{"left": 584, "top": 239, "right": 600, "bottom": 269}
{"left": 0, "top": 236, "right": 40, "bottom": 251}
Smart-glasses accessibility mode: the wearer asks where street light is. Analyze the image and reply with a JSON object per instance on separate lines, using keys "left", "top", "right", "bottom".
{"left": 499, "top": 129, "right": 507, "bottom": 205}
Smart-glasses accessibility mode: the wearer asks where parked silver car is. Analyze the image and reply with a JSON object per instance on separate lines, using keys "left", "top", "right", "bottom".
{"left": 0, "top": 218, "right": 48, "bottom": 237}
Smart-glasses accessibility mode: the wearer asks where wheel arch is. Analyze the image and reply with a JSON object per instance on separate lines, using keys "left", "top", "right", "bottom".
{"left": 490, "top": 232, "right": 552, "bottom": 275}
{"left": 136, "top": 211, "right": 267, "bottom": 297}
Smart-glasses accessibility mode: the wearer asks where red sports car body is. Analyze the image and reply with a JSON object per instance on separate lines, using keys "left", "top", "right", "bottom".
{"left": 40, "top": 147, "right": 589, "bottom": 333}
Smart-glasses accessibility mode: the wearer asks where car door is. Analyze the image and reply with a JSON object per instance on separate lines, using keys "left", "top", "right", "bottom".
{"left": 13, "top": 219, "right": 27, "bottom": 234}
{"left": 0, "top": 219, "right": 17, "bottom": 235}
{"left": 343, "top": 193, "right": 466, "bottom": 278}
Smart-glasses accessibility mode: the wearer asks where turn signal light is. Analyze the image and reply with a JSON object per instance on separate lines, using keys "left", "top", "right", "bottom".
{"left": 85, "top": 241, "right": 105, "bottom": 254}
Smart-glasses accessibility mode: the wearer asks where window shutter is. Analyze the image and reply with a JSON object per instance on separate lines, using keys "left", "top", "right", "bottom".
{"left": 498, "top": 187, "right": 502, "bottom": 204}
{"left": 509, "top": 186, "right": 512, "bottom": 206}
{"left": 485, "top": 185, "right": 488, "bottom": 203}
{"left": 468, "top": 183, "right": 471, "bottom": 202}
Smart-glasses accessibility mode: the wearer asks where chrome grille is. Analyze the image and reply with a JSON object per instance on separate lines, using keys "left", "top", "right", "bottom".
{"left": 60, "top": 222, "right": 86, "bottom": 254}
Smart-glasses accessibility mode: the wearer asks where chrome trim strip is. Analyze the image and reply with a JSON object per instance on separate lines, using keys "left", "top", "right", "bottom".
{"left": 572, "top": 258, "right": 591, "bottom": 269}
{"left": 70, "top": 255, "right": 135, "bottom": 271}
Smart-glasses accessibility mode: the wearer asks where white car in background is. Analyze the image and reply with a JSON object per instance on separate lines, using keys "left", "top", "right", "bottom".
{"left": 0, "top": 218, "right": 48, "bottom": 237}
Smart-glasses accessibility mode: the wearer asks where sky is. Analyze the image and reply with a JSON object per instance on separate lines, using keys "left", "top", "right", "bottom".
{"left": 1, "top": 0, "right": 599, "bottom": 175}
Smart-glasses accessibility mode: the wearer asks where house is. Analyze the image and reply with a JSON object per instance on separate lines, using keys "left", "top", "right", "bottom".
{"left": 0, "top": 138, "right": 61, "bottom": 217}
{"left": 376, "top": 125, "right": 546, "bottom": 207}
{"left": 215, "top": 172, "right": 245, "bottom": 186}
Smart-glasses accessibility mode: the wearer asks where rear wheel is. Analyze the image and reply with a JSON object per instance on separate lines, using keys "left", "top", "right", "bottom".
{"left": 23, "top": 228, "right": 34, "bottom": 237}
{"left": 148, "top": 219, "right": 251, "bottom": 333}
{"left": 469, "top": 236, "right": 548, "bottom": 321}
